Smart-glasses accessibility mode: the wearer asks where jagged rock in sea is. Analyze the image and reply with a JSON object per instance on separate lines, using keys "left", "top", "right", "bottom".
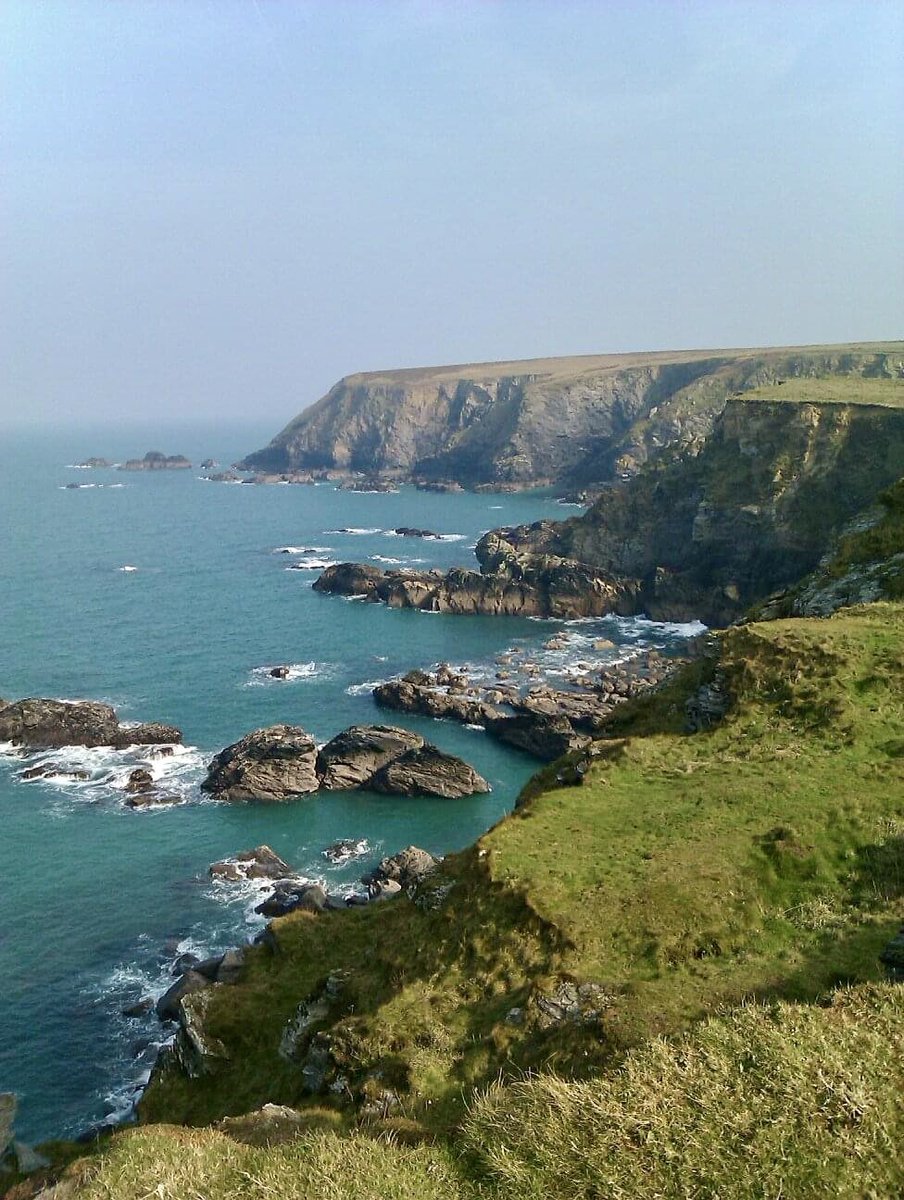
{"left": 484, "top": 712, "right": 590, "bottom": 761}
{"left": 316, "top": 725, "right": 424, "bottom": 790}
{"left": 373, "top": 676, "right": 503, "bottom": 726}
{"left": 209, "top": 845, "right": 296, "bottom": 882}
{"left": 78, "top": 456, "right": 112, "bottom": 468}
{"left": 368, "top": 745, "right": 490, "bottom": 798}
{"left": 203, "top": 722, "right": 490, "bottom": 802}
{"left": 0, "top": 698, "right": 182, "bottom": 750}
{"left": 119, "top": 450, "right": 192, "bottom": 471}
{"left": 255, "top": 882, "right": 328, "bottom": 918}
{"left": 201, "top": 725, "right": 320, "bottom": 802}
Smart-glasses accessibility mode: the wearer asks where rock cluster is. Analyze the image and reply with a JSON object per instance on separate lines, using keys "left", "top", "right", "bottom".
{"left": 201, "top": 723, "right": 489, "bottom": 802}
{"left": 373, "top": 652, "right": 679, "bottom": 761}
{"left": 119, "top": 450, "right": 191, "bottom": 471}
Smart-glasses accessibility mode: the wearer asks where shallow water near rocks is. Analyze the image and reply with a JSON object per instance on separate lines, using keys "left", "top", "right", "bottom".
{"left": 0, "top": 422, "right": 702, "bottom": 1141}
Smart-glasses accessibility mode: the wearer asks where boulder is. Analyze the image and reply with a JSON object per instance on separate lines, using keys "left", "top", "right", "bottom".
{"left": 312, "top": 562, "right": 386, "bottom": 600}
{"left": 322, "top": 838, "right": 369, "bottom": 864}
{"left": 255, "top": 882, "right": 328, "bottom": 918}
{"left": 122, "top": 998, "right": 153, "bottom": 1018}
{"left": 369, "top": 746, "right": 490, "bottom": 798}
{"left": 316, "top": 724, "right": 424, "bottom": 790}
{"left": 269, "top": 666, "right": 291, "bottom": 679}
{"left": 484, "top": 712, "right": 589, "bottom": 761}
{"left": 173, "top": 988, "right": 228, "bottom": 1078}
{"left": 201, "top": 725, "right": 319, "bottom": 801}
{"left": 0, "top": 698, "right": 120, "bottom": 747}
{"left": 155, "top": 970, "right": 210, "bottom": 1022}
{"left": 209, "top": 845, "right": 295, "bottom": 882}
{"left": 367, "top": 878, "right": 403, "bottom": 902}
{"left": 216, "top": 948, "right": 245, "bottom": 985}
{"left": 361, "top": 846, "right": 439, "bottom": 891}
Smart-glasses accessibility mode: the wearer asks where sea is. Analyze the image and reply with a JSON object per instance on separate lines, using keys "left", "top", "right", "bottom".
{"left": 0, "top": 421, "right": 703, "bottom": 1143}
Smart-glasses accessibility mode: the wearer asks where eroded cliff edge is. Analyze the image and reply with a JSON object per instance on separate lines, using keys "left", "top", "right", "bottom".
{"left": 240, "top": 343, "right": 902, "bottom": 487}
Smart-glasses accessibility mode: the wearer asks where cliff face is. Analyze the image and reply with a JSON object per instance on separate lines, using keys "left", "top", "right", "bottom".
{"left": 241, "top": 344, "right": 902, "bottom": 486}
{"left": 477, "top": 397, "right": 904, "bottom": 624}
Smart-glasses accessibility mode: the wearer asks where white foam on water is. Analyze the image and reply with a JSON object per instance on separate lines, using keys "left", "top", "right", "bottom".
{"left": 370, "top": 555, "right": 428, "bottom": 566}
{"left": 274, "top": 545, "right": 333, "bottom": 555}
{"left": 286, "top": 557, "right": 339, "bottom": 571}
{"left": 345, "top": 677, "right": 392, "bottom": 696}
{"left": 321, "top": 837, "right": 370, "bottom": 867}
{"left": 246, "top": 662, "right": 329, "bottom": 686}
{"left": 342, "top": 593, "right": 370, "bottom": 602}
{"left": 488, "top": 505, "right": 503, "bottom": 509}
{"left": 118, "top": 565, "right": 139, "bottom": 572}
{"left": 65, "top": 464, "right": 92, "bottom": 469}
{"left": 324, "top": 527, "right": 383, "bottom": 535}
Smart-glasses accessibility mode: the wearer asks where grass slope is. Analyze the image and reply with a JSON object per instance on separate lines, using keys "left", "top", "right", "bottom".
{"left": 10, "top": 603, "right": 904, "bottom": 1199}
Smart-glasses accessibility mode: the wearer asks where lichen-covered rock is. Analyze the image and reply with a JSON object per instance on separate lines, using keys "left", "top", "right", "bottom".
{"left": 316, "top": 725, "right": 424, "bottom": 790}
{"left": 368, "top": 745, "right": 490, "bottom": 798}
{"left": 201, "top": 725, "right": 319, "bottom": 801}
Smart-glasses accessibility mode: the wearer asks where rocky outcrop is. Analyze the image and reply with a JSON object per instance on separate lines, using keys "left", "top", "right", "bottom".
{"left": 374, "top": 674, "right": 503, "bottom": 725}
{"left": 316, "top": 725, "right": 424, "bottom": 790}
{"left": 0, "top": 698, "right": 182, "bottom": 750}
{"left": 255, "top": 882, "right": 328, "bottom": 918}
{"left": 484, "top": 713, "right": 589, "bottom": 761}
{"left": 201, "top": 725, "right": 320, "bottom": 802}
{"left": 119, "top": 450, "right": 191, "bottom": 471}
{"left": 240, "top": 345, "right": 899, "bottom": 488}
{"left": 202, "top": 723, "right": 489, "bottom": 801}
{"left": 314, "top": 560, "right": 639, "bottom": 620}
{"left": 368, "top": 746, "right": 490, "bottom": 798}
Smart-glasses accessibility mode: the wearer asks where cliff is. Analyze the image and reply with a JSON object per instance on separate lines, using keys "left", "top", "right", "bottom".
{"left": 475, "top": 387, "right": 904, "bottom": 624}
{"left": 240, "top": 343, "right": 903, "bottom": 487}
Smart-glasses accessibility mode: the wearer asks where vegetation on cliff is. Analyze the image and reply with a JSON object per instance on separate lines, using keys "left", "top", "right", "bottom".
{"left": 17, "top": 597, "right": 904, "bottom": 1198}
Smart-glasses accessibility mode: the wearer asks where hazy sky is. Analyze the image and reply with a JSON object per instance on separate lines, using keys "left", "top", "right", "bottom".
{"left": 3, "top": 0, "right": 902, "bottom": 428}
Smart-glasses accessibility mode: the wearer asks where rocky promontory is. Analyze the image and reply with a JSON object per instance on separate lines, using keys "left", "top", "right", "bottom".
{"left": 201, "top": 723, "right": 489, "bottom": 801}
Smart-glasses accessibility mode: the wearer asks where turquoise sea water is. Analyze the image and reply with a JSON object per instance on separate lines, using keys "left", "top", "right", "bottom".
{"left": 0, "top": 423, "right": 701, "bottom": 1142}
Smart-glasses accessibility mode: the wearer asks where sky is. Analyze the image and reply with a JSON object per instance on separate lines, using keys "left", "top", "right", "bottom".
{"left": 2, "top": 0, "right": 902, "bottom": 428}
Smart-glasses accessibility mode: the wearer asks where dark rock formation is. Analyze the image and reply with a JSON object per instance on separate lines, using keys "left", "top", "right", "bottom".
{"left": 78, "top": 457, "right": 112, "bottom": 468}
{"left": 316, "top": 725, "right": 424, "bottom": 790}
{"left": 484, "top": 713, "right": 589, "bottom": 761}
{"left": 209, "top": 846, "right": 295, "bottom": 882}
{"left": 368, "top": 745, "right": 490, "bottom": 798}
{"left": 155, "top": 970, "right": 210, "bottom": 1022}
{"left": 0, "top": 698, "right": 182, "bottom": 751}
{"left": 269, "top": 666, "right": 291, "bottom": 679}
{"left": 201, "top": 725, "right": 320, "bottom": 802}
{"left": 255, "top": 882, "right": 328, "bottom": 918}
{"left": 374, "top": 676, "right": 502, "bottom": 725}
{"left": 119, "top": 451, "right": 191, "bottom": 471}
{"left": 112, "top": 722, "right": 183, "bottom": 747}
{"left": 314, "top": 560, "right": 638, "bottom": 620}
{"left": 393, "top": 526, "right": 441, "bottom": 539}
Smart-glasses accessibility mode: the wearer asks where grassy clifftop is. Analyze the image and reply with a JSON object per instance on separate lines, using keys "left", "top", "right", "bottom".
{"left": 240, "top": 342, "right": 903, "bottom": 486}
{"left": 18, "top": 600, "right": 903, "bottom": 1199}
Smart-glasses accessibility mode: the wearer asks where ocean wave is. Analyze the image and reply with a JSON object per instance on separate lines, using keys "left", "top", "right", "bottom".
{"left": 324, "top": 527, "right": 383, "bottom": 535}
{"left": 286, "top": 557, "right": 339, "bottom": 571}
{"left": 118, "top": 565, "right": 139, "bottom": 572}
{"left": 321, "top": 837, "right": 370, "bottom": 867}
{"left": 370, "top": 555, "right": 428, "bottom": 566}
{"left": 274, "top": 545, "right": 334, "bottom": 555}
{"left": 9, "top": 741, "right": 205, "bottom": 810}
{"left": 345, "top": 678, "right": 392, "bottom": 696}
{"left": 246, "top": 662, "right": 330, "bottom": 686}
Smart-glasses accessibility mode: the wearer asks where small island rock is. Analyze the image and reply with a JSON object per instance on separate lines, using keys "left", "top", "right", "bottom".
{"left": 201, "top": 724, "right": 319, "bottom": 802}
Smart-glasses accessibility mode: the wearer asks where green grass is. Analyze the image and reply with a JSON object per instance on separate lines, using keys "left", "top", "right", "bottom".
{"left": 21, "top": 601, "right": 904, "bottom": 1199}
{"left": 741, "top": 375, "right": 904, "bottom": 407}
{"left": 463, "top": 982, "right": 904, "bottom": 1199}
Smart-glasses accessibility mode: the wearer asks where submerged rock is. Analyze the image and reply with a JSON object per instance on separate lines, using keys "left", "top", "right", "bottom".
{"left": 201, "top": 725, "right": 319, "bottom": 802}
